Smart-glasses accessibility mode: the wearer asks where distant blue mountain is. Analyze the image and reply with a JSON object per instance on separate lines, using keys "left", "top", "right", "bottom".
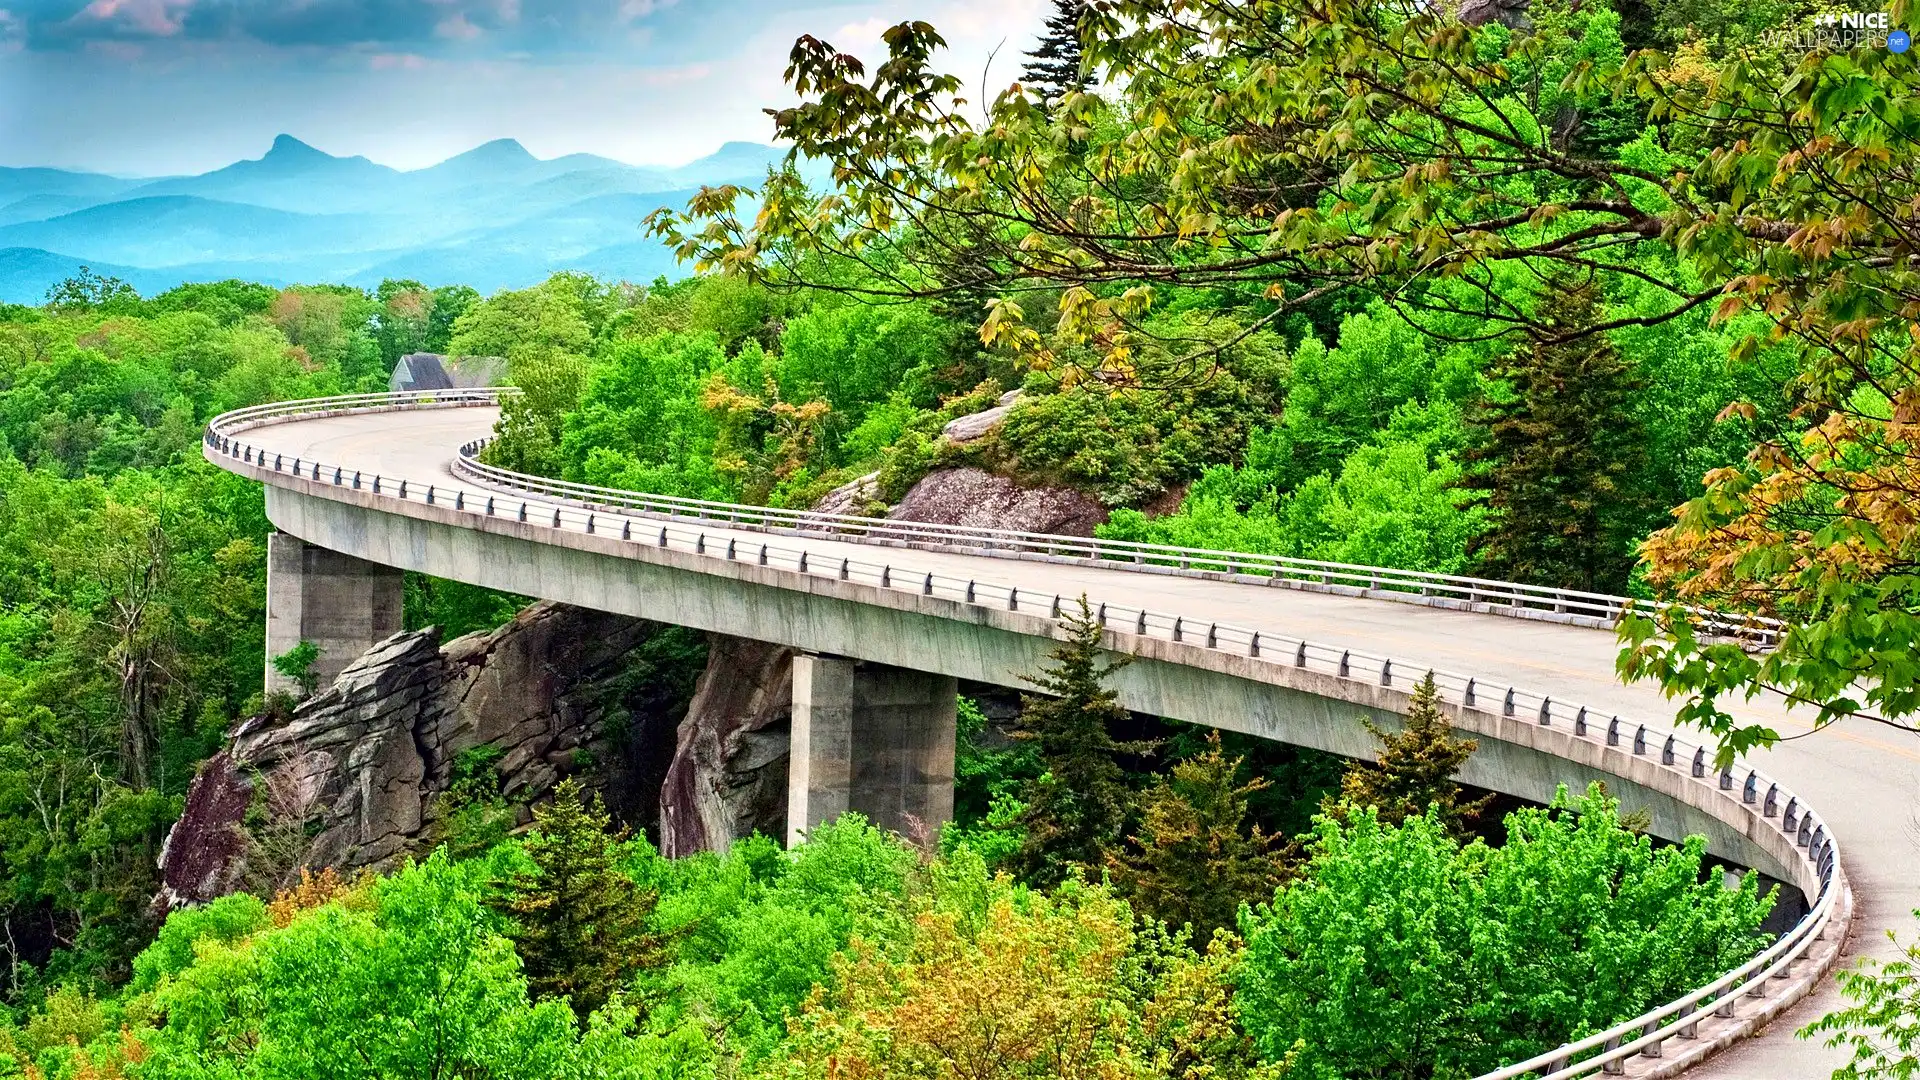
{"left": 0, "top": 248, "right": 284, "bottom": 305}
{"left": 125, "top": 135, "right": 402, "bottom": 214}
{"left": 0, "top": 166, "right": 143, "bottom": 205}
{"left": 0, "top": 196, "right": 403, "bottom": 267}
{"left": 0, "top": 135, "right": 818, "bottom": 302}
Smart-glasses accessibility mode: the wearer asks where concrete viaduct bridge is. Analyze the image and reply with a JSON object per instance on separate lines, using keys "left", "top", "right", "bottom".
{"left": 206, "top": 390, "right": 1915, "bottom": 1080}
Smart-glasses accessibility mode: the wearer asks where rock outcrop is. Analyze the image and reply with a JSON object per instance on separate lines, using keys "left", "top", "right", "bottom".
{"left": 811, "top": 471, "right": 880, "bottom": 517}
{"left": 157, "top": 603, "right": 674, "bottom": 908}
{"left": 888, "top": 466, "right": 1109, "bottom": 536}
{"left": 940, "top": 389, "right": 1022, "bottom": 444}
{"left": 658, "top": 635, "right": 795, "bottom": 857}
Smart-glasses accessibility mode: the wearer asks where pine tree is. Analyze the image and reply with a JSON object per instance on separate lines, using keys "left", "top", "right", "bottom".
{"left": 1459, "top": 278, "right": 1651, "bottom": 593}
{"left": 492, "top": 779, "right": 666, "bottom": 1021}
{"left": 1337, "top": 673, "right": 1490, "bottom": 836}
{"left": 1022, "top": 0, "right": 1090, "bottom": 103}
{"left": 1109, "top": 732, "right": 1288, "bottom": 945}
{"left": 1010, "top": 596, "right": 1157, "bottom": 887}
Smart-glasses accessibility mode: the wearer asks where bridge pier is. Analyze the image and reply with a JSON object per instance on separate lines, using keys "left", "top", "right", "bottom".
{"left": 265, "top": 533, "right": 404, "bottom": 696}
{"left": 787, "top": 655, "right": 957, "bottom": 850}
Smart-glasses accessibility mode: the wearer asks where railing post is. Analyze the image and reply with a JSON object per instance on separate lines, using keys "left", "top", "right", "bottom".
{"left": 1294, "top": 640, "right": 1308, "bottom": 667}
{"left": 1502, "top": 687, "right": 1515, "bottom": 716}
{"left": 1602, "top": 1034, "right": 1625, "bottom": 1074}
{"left": 1338, "top": 650, "right": 1350, "bottom": 677}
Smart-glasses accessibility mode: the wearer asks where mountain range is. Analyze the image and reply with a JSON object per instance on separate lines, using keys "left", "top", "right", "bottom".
{"left": 0, "top": 135, "right": 810, "bottom": 303}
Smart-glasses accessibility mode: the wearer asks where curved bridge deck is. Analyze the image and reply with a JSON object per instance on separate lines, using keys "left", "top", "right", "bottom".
{"left": 209, "top": 396, "right": 1920, "bottom": 1080}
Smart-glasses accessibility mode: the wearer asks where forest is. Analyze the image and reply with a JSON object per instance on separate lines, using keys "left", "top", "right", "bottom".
{"left": 4, "top": 0, "right": 1920, "bottom": 1076}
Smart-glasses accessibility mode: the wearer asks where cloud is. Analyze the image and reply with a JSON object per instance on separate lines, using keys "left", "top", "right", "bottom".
{"left": 0, "top": 8, "right": 23, "bottom": 53}
{"left": 434, "top": 11, "right": 479, "bottom": 40}
{"left": 368, "top": 50, "right": 429, "bottom": 69}
{"left": 75, "top": 0, "right": 192, "bottom": 36}
{"left": 13, "top": 0, "right": 739, "bottom": 54}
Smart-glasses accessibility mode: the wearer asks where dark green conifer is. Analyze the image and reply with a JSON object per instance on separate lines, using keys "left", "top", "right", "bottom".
{"left": 1108, "top": 732, "right": 1289, "bottom": 944}
{"left": 1021, "top": 0, "right": 1090, "bottom": 103}
{"left": 1459, "top": 278, "right": 1650, "bottom": 593}
{"left": 1337, "top": 673, "right": 1490, "bottom": 836}
{"left": 492, "top": 779, "right": 666, "bottom": 1021}
{"left": 1010, "top": 596, "right": 1156, "bottom": 887}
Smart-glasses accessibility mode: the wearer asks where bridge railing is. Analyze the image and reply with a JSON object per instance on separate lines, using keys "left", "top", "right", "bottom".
{"left": 205, "top": 390, "right": 1840, "bottom": 1080}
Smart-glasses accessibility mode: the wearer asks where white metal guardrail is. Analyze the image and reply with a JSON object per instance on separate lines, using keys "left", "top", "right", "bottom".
{"left": 207, "top": 390, "right": 1840, "bottom": 1080}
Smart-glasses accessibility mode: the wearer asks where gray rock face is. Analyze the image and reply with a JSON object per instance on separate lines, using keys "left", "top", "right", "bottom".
{"left": 657, "top": 634, "right": 794, "bottom": 857}
{"left": 1459, "top": 0, "right": 1530, "bottom": 28}
{"left": 157, "top": 602, "right": 665, "bottom": 908}
{"left": 888, "top": 466, "right": 1109, "bottom": 536}
{"left": 811, "top": 471, "right": 880, "bottom": 518}
{"left": 940, "top": 389, "right": 1023, "bottom": 444}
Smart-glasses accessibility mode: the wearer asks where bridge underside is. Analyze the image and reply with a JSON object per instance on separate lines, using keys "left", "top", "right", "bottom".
{"left": 265, "top": 484, "right": 1807, "bottom": 890}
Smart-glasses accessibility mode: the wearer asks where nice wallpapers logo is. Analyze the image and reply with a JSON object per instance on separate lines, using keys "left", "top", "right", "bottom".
{"left": 1763, "top": 11, "right": 1911, "bottom": 51}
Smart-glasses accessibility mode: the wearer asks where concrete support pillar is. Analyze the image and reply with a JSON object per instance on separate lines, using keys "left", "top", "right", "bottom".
{"left": 265, "top": 532, "right": 404, "bottom": 696}
{"left": 787, "top": 655, "right": 957, "bottom": 850}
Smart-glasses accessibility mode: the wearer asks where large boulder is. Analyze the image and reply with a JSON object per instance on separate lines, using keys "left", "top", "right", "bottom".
{"left": 657, "top": 635, "right": 795, "bottom": 857}
{"left": 157, "top": 603, "right": 670, "bottom": 908}
{"left": 888, "top": 466, "right": 1108, "bottom": 536}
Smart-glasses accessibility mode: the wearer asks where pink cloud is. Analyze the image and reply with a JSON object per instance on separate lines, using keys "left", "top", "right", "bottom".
{"left": 76, "top": 0, "right": 193, "bottom": 37}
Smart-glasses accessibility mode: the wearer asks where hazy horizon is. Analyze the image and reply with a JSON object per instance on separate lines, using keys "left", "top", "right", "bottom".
{"left": 5, "top": 133, "right": 801, "bottom": 181}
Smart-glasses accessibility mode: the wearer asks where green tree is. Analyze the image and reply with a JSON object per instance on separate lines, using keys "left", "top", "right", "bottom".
{"left": 493, "top": 779, "right": 668, "bottom": 1020}
{"left": 1803, "top": 912, "right": 1920, "bottom": 1079}
{"left": 1337, "top": 672, "right": 1491, "bottom": 837}
{"left": 1021, "top": 0, "right": 1090, "bottom": 103}
{"left": 141, "top": 850, "right": 696, "bottom": 1080}
{"left": 45, "top": 269, "right": 140, "bottom": 314}
{"left": 1008, "top": 597, "right": 1156, "bottom": 888}
{"left": 1238, "top": 787, "right": 1772, "bottom": 1078}
{"left": 270, "top": 640, "right": 321, "bottom": 698}
{"left": 1460, "top": 281, "right": 1651, "bottom": 593}
{"left": 1107, "top": 732, "right": 1287, "bottom": 945}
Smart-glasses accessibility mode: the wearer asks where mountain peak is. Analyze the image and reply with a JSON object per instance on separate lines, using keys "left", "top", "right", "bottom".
{"left": 264, "top": 134, "right": 330, "bottom": 161}
{"left": 472, "top": 138, "right": 535, "bottom": 161}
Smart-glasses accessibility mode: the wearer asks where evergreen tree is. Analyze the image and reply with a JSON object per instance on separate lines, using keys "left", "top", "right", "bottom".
{"left": 492, "top": 779, "right": 666, "bottom": 1021}
{"left": 1460, "top": 279, "right": 1651, "bottom": 592}
{"left": 1108, "top": 732, "right": 1288, "bottom": 944}
{"left": 1337, "top": 673, "right": 1490, "bottom": 837}
{"left": 1010, "top": 596, "right": 1157, "bottom": 887}
{"left": 1021, "top": 0, "right": 1090, "bottom": 103}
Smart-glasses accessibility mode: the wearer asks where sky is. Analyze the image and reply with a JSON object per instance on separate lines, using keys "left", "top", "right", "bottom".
{"left": 0, "top": 0, "right": 1051, "bottom": 176}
